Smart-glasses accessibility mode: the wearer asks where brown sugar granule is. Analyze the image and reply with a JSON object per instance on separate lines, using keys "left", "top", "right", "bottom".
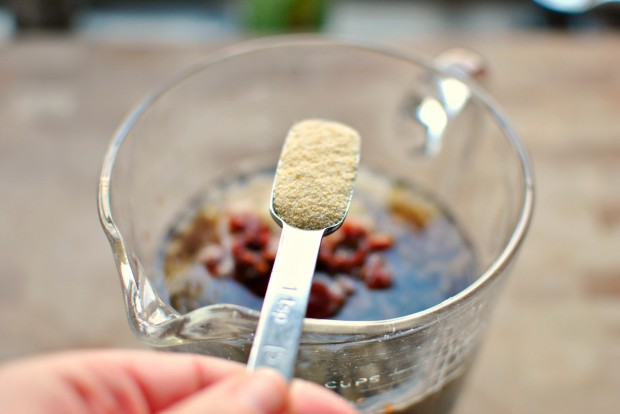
{"left": 164, "top": 208, "right": 219, "bottom": 278}
{"left": 388, "top": 185, "right": 437, "bottom": 229}
{"left": 272, "top": 119, "right": 361, "bottom": 230}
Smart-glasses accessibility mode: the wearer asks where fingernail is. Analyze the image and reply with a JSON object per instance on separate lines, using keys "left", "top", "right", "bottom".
{"left": 235, "top": 369, "right": 287, "bottom": 413}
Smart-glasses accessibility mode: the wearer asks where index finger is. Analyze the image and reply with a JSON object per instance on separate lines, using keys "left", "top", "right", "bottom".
{"left": 0, "top": 349, "right": 247, "bottom": 413}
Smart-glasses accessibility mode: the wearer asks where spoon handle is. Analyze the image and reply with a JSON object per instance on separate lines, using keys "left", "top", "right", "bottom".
{"left": 246, "top": 223, "right": 324, "bottom": 380}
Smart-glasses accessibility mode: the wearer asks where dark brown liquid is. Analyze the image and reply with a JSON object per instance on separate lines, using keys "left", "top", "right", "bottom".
{"left": 159, "top": 168, "right": 477, "bottom": 322}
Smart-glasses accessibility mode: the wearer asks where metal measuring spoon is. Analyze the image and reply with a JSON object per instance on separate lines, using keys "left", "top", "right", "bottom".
{"left": 246, "top": 119, "right": 361, "bottom": 379}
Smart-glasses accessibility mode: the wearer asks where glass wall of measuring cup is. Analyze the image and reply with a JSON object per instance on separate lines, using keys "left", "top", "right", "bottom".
{"left": 99, "top": 37, "right": 533, "bottom": 414}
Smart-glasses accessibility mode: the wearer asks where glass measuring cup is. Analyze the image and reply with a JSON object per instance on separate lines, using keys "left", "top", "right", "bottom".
{"left": 98, "top": 36, "right": 534, "bottom": 414}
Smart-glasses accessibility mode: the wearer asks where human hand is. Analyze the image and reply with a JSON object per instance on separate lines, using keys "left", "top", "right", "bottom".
{"left": 0, "top": 349, "right": 359, "bottom": 414}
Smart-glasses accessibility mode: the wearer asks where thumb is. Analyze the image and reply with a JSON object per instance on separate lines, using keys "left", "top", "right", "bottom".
{"left": 163, "top": 368, "right": 287, "bottom": 414}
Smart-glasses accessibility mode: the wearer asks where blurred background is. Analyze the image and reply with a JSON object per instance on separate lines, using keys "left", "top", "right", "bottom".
{"left": 1, "top": 1, "right": 619, "bottom": 414}
{"left": 0, "top": 0, "right": 620, "bottom": 40}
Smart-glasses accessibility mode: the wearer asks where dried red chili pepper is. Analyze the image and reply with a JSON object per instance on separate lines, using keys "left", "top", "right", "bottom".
{"left": 202, "top": 211, "right": 395, "bottom": 318}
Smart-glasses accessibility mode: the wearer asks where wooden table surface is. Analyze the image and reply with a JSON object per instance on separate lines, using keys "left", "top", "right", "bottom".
{"left": 1, "top": 32, "right": 619, "bottom": 414}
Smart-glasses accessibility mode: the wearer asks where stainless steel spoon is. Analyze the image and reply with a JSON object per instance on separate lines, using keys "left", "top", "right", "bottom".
{"left": 246, "top": 119, "right": 361, "bottom": 380}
